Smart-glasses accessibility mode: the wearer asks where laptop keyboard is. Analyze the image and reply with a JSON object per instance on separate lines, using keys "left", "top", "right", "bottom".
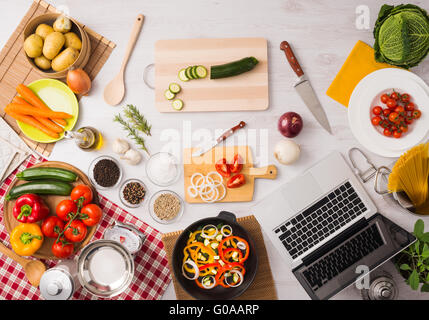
{"left": 274, "top": 181, "right": 367, "bottom": 259}
{"left": 302, "top": 224, "right": 384, "bottom": 292}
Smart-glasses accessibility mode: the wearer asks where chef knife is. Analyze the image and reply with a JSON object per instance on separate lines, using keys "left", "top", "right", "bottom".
{"left": 280, "top": 41, "right": 332, "bottom": 134}
{"left": 192, "top": 121, "right": 246, "bottom": 157}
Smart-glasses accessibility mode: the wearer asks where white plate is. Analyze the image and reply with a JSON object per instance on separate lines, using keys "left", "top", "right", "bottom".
{"left": 348, "top": 68, "right": 429, "bottom": 158}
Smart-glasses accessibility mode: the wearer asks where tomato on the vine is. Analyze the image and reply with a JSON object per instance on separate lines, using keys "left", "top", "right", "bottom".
{"left": 386, "top": 98, "right": 397, "bottom": 109}
{"left": 405, "top": 102, "right": 415, "bottom": 112}
{"left": 372, "top": 106, "right": 382, "bottom": 115}
{"left": 380, "top": 93, "right": 389, "bottom": 104}
{"left": 80, "top": 204, "right": 102, "bottom": 227}
{"left": 383, "top": 108, "right": 391, "bottom": 117}
{"left": 383, "top": 128, "right": 392, "bottom": 137}
{"left": 401, "top": 93, "right": 411, "bottom": 103}
{"left": 388, "top": 112, "right": 400, "bottom": 124}
{"left": 52, "top": 238, "right": 74, "bottom": 259}
{"left": 393, "top": 130, "right": 402, "bottom": 139}
{"left": 70, "top": 185, "right": 93, "bottom": 206}
{"left": 371, "top": 116, "right": 382, "bottom": 126}
{"left": 56, "top": 199, "right": 77, "bottom": 222}
{"left": 413, "top": 110, "right": 422, "bottom": 119}
{"left": 41, "top": 216, "right": 64, "bottom": 238}
{"left": 64, "top": 220, "right": 87, "bottom": 243}
{"left": 390, "top": 92, "right": 400, "bottom": 100}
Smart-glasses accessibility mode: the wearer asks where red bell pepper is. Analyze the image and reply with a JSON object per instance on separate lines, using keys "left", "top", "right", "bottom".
{"left": 13, "top": 194, "right": 50, "bottom": 223}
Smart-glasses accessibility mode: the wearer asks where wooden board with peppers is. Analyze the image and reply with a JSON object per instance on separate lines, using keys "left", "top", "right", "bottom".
{"left": 3, "top": 161, "right": 99, "bottom": 260}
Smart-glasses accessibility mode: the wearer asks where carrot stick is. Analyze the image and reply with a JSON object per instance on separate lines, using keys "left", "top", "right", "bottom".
{"left": 5, "top": 109, "right": 59, "bottom": 139}
{"left": 12, "top": 97, "right": 64, "bottom": 133}
{"left": 16, "top": 84, "right": 67, "bottom": 126}
{"left": 6, "top": 103, "right": 72, "bottom": 119}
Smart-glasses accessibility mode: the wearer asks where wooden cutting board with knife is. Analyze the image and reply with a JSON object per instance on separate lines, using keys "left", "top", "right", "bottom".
{"left": 184, "top": 121, "right": 277, "bottom": 203}
{"left": 280, "top": 41, "right": 332, "bottom": 134}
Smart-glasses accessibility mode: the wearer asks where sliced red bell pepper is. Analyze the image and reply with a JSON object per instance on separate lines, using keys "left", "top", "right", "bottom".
{"left": 13, "top": 194, "right": 50, "bottom": 223}
{"left": 219, "top": 236, "right": 250, "bottom": 264}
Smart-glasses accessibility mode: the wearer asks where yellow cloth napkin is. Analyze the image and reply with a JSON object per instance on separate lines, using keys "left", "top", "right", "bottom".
{"left": 326, "top": 40, "right": 397, "bottom": 107}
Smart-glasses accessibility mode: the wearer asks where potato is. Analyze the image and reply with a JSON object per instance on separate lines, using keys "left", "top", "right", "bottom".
{"left": 43, "top": 32, "right": 65, "bottom": 60}
{"left": 23, "top": 34, "right": 43, "bottom": 58}
{"left": 64, "top": 32, "right": 82, "bottom": 51}
{"left": 35, "top": 24, "right": 54, "bottom": 40}
{"left": 34, "top": 55, "right": 51, "bottom": 70}
{"left": 53, "top": 16, "right": 72, "bottom": 33}
{"left": 51, "top": 47, "right": 79, "bottom": 71}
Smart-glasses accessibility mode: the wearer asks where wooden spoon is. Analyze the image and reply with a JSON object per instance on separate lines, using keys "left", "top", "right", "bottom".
{"left": 104, "top": 14, "right": 145, "bottom": 106}
{"left": 0, "top": 242, "right": 46, "bottom": 287}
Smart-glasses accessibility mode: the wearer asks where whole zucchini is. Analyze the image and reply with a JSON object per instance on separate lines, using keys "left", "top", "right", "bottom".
{"left": 6, "top": 181, "right": 73, "bottom": 200}
{"left": 210, "top": 57, "right": 259, "bottom": 79}
{"left": 16, "top": 167, "right": 77, "bottom": 182}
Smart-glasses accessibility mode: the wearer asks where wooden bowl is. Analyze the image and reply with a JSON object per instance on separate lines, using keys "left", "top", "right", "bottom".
{"left": 23, "top": 13, "right": 91, "bottom": 79}
{"left": 3, "top": 161, "right": 99, "bottom": 260}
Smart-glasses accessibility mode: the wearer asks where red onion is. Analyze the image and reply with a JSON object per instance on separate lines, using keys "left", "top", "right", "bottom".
{"left": 278, "top": 112, "right": 303, "bottom": 138}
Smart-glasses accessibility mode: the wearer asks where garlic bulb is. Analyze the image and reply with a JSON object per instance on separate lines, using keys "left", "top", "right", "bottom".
{"left": 121, "top": 149, "right": 142, "bottom": 165}
{"left": 112, "top": 138, "right": 130, "bottom": 154}
{"left": 274, "top": 139, "right": 300, "bottom": 165}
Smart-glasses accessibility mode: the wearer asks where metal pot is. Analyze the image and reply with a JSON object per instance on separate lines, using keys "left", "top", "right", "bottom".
{"left": 77, "top": 240, "right": 134, "bottom": 298}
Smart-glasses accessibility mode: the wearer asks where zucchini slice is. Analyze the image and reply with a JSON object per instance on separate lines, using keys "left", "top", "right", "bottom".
{"left": 190, "top": 66, "right": 199, "bottom": 79}
{"left": 178, "top": 68, "right": 189, "bottom": 82}
{"left": 195, "top": 65, "right": 208, "bottom": 78}
{"left": 185, "top": 66, "right": 194, "bottom": 80}
{"left": 169, "top": 82, "right": 181, "bottom": 94}
{"left": 172, "top": 99, "right": 184, "bottom": 110}
{"left": 164, "top": 89, "right": 175, "bottom": 100}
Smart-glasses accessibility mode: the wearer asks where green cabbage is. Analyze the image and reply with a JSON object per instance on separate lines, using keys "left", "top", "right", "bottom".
{"left": 374, "top": 4, "right": 429, "bottom": 68}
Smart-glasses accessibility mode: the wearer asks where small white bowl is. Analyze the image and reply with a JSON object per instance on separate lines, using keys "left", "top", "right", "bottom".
{"left": 148, "top": 190, "right": 184, "bottom": 224}
{"left": 146, "top": 152, "right": 181, "bottom": 187}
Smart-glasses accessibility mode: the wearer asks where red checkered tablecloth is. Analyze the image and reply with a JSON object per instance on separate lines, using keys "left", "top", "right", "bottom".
{"left": 0, "top": 156, "right": 171, "bottom": 300}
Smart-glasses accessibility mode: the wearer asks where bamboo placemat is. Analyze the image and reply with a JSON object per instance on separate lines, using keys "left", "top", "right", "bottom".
{"left": 0, "top": 0, "right": 116, "bottom": 157}
{"left": 161, "top": 215, "right": 278, "bottom": 300}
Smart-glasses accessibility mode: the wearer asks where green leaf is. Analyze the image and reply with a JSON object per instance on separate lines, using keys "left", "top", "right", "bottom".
{"left": 422, "top": 244, "right": 429, "bottom": 259}
{"left": 409, "top": 269, "right": 420, "bottom": 290}
{"left": 420, "top": 232, "right": 429, "bottom": 243}
{"left": 421, "top": 283, "right": 429, "bottom": 292}
{"left": 400, "top": 263, "right": 412, "bottom": 271}
{"left": 414, "top": 219, "right": 425, "bottom": 238}
{"left": 415, "top": 241, "right": 421, "bottom": 254}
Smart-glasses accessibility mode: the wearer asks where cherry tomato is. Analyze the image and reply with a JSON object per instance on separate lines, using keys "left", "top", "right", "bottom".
{"left": 372, "top": 106, "right": 382, "bottom": 115}
{"left": 393, "top": 130, "right": 402, "bottom": 139}
{"left": 386, "top": 98, "right": 397, "bottom": 109}
{"left": 380, "top": 93, "right": 389, "bottom": 104}
{"left": 383, "top": 128, "right": 392, "bottom": 137}
{"left": 405, "top": 116, "right": 414, "bottom": 125}
{"left": 405, "top": 102, "right": 415, "bottom": 112}
{"left": 215, "top": 158, "right": 231, "bottom": 178}
{"left": 401, "top": 93, "right": 410, "bottom": 103}
{"left": 64, "top": 220, "right": 87, "bottom": 243}
{"left": 41, "top": 216, "right": 65, "bottom": 238}
{"left": 383, "top": 109, "right": 391, "bottom": 117}
{"left": 80, "top": 204, "right": 103, "bottom": 227}
{"left": 371, "top": 116, "right": 382, "bottom": 126}
{"left": 52, "top": 238, "right": 74, "bottom": 259}
{"left": 70, "top": 185, "right": 93, "bottom": 206}
{"left": 399, "top": 125, "right": 408, "bottom": 133}
{"left": 390, "top": 92, "right": 399, "bottom": 100}
{"left": 388, "top": 112, "right": 400, "bottom": 124}
{"left": 226, "top": 174, "right": 246, "bottom": 189}
{"left": 229, "top": 154, "right": 243, "bottom": 174}
{"left": 413, "top": 110, "right": 422, "bottom": 119}
{"left": 394, "top": 106, "right": 405, "bottom": 114}
{"left": 56, "top": 199, "right": 77, "bottom": 222}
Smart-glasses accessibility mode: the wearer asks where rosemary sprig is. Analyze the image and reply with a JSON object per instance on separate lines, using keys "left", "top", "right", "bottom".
{"left": 113, "top": 114, "right": 150, "bottom": 155}
{"left": 123, "top": 104, "right": 152, "bottom": 136}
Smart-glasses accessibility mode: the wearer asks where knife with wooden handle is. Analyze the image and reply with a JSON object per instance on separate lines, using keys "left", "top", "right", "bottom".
{"left": 280, "top": 41, "right": 332, "bottom": 134}
{"left": 192, "top": 121, "right": 246, "bottom": 157}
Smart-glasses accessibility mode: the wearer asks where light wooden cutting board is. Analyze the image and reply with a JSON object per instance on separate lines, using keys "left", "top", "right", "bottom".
{"left": 154, "top": 38, "right": 269, "bottom": 112}
{"left": 183, "top": 146, "right": 277, "bottom": 203}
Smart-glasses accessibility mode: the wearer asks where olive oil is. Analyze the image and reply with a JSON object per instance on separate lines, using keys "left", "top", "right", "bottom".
{"left": 64, "top": 127, "right": 103, "bottom": 151}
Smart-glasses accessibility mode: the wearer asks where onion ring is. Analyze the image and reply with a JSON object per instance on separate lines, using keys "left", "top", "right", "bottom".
{"left": 201, "top": 275, "right": 216, "bottom": 289}
{"left": 201, "top": 224, "right": 218, "bottom": 239}
{"left": 224, "top": 270, "right": 244, "bottom": 287}
{"left": 187, "top": 171, "right": 227, "bottom": 203}
{"left": 221, "top": 224, "right": 233, "bottom": 237}
{"left": 182, "top": 260, "right": 199, "bottom": 280}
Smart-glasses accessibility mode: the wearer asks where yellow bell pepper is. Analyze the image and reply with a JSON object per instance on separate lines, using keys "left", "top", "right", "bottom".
{"left": 10, "top": 223, "right": 43, "bottom": 256}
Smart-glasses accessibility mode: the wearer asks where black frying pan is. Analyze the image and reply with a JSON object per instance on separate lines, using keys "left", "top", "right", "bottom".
{"left": 172, "top": 211, "right": 258, "bottom": 300}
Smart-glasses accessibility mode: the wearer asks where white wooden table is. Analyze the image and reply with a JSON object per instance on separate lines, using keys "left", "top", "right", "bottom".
{"left": 2, "top": 0, "right": 429, "bottom": 300}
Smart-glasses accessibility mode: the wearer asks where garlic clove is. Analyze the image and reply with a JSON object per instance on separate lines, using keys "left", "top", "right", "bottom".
{"left": 112, "top": 138, "right": 130, "bottom": 154}
{"left": 121, "top": 149, "right": 142, "bottom": 165}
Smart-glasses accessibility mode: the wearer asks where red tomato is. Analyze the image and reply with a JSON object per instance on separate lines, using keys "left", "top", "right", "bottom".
{"left": 41, "top": 216, "right": 65, "bottom": 238}
{"left": 380, "top": 94, "right": 389, "bottom": 104}
{"left": 70, "top": 185, "right": 93, "bottom": 206}
{"left": 413, "top": 110, "right": 422, "bottom": 119}
{"left": 393, "top": 130, "right": 402, "bottom": 139}
{"left": 383, "top": 109, "right": 391, "bottom": 117}
{"left": 390, "top": 92, "right": 399, "bottom": 100}
{"left": 56, "top": 199, "right": 77, "bottom": 222}
{"left": 229, "top": 154, "right": 243, "bottom": 174}
{"left": 401, "top": 93, "right": 411, "bottom": 103}
{"left": 386, "top": 98, "right": 397, "bottom": 109}
{"left": 64, "top": 220, "right": 87, "bottom": 243}
{"left": 394, "top": 106, "right": 405, "bottom": 114}
{"left": 372, "top": 106, "right": 382, "bottom": 115}
{"left": 383, "top": 128, "right": 392, "bottom": 137}
{"left": 371, "top": 116, "right": 382, "bottom": 126}
{"left": 405, "top": 102, "right": 415, "bottom": 111}
{"left": 227, "top": 174, "right": 246, "bottom": 188}
{"left": 399, "top": 125, "right": 408, "bottom": 133}
{"left": 215, "top": 158, "right": 231, "bottom": 178}
{"left": 52, "top": 238, "right": 74, "bottom": 259}
{"left": 80, "top": 204, "right": 103, "bottom": 227}
{"left": 388, "top": 112, "right": 400, "bottom": 124}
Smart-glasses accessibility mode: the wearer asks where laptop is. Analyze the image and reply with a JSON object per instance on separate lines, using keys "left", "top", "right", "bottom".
{"left": 252, "top": 151, "right": 415, "bottom": 300}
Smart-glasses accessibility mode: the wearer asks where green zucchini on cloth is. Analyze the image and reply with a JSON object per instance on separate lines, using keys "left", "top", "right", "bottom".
{"left": 210, "top": 57, "right": 259, "bottom": 79}
{"left": 16, "top": 167, "right": 78, "bottom": 182}
{"left": 6, "top": 181, "right": 73, "bottom": 200}
{"left": 373, "top": 4, "right": 429, "bottom": 68}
